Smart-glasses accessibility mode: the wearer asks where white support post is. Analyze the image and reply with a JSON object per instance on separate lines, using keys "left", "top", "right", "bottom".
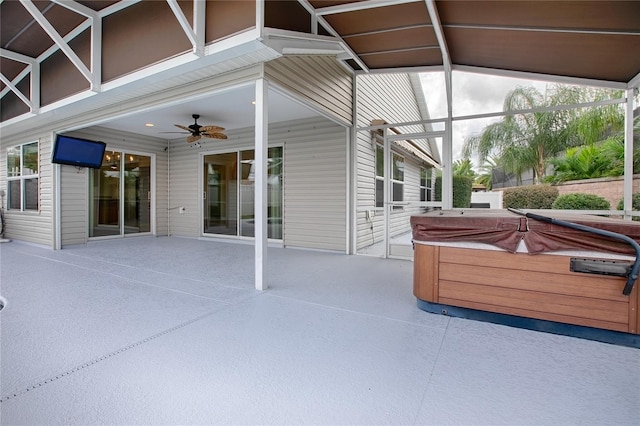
{"left": 256, "top": 0, "right": 264, "bottom": 39}
{"left": 53, "top": 161, "right": 61, "bottom": 250}
{"left": 91, "top": 15, "right": 102, "bottom": 91}
{"left": 623, "top": 87, "right": 634, "bottom": 220}
{"left": 349, "top": 74, "right": 358, "bottom": 254}
{"left": 193, "top": 0, "right": 206, "bottom": 56}
{"left": 442, "top": 71, "right": 453, "bottom": 210}
{"left": 383, "top": 128, "right": 390, "bottom": 258}
{"left": 31, "top": 59, "right": 40, "bottom": 113}
{"left": 425, "top": 0, "right": 453, "bottom": 209}
{"left": 254, "top": 78, "right": 268, "bottom": 290}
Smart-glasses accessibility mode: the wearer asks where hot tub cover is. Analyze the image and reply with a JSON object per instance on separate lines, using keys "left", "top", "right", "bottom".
{"left": 411, "top": 209, "right": 640, "bottom": 255}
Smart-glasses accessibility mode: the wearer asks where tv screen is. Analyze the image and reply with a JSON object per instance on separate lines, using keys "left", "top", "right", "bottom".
{"left": 52, "top": 135, "right": 106, "bottom": 169}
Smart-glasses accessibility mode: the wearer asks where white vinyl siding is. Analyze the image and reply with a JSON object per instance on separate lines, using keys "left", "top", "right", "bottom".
{"left": 169, "top": 117, "right": 347, "bottom": 251}
{"left": 281, "top": 120, "right": 346, "bottom": 251}
{"left": 0, "top": 133, "right": 54, "bottom": 247}
{"left": 167, "top": 135, "right": 203, "bottom": 238}
{"left": 59, "top": 127, "right": 168, "bottom": 246}
{"left": 265, "top": 56, "right": 353, "bottom": 125}
{"left": 356, "top": 73, "right": 429, "bottom": 250}
{"left": 357, "top": 74, "right": 423, "bottom": 131}
{"left": 60, "top": 166, "right": 88, "bottom": 246}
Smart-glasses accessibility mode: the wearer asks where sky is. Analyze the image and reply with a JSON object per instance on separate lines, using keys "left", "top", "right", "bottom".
{"left": 419, "top": 71, "right": 548, "bottom": 166}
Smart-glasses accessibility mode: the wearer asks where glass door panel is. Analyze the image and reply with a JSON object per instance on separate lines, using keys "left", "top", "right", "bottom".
{"left": 124, "top": 153, "right": 151, "bottom": 234}
{"left": 203, "top": 148, "right": 283, "bottom": 239}
{"left": 239, "top": 148, "right": 283, "bottom": 238}
{"left": 239, "top": 150, "right": 255, "bottom": 237}
{"left": 89, "top": 151, "right": 121, "bottom": 237}
{"left": 89, "top": 151, "right": 152, "bottom": 238}
{"left": 267, "top": 147, "right": 283, "bottom": 240}
{"left": 203, "top": 152, "right": 237, "bottom": 235}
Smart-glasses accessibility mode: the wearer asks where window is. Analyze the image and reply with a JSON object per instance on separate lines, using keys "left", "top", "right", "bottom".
{"left": 7, "top": 141, "right": 38, "bottom": 211}
{"left": 391, "top": 153, "right": 404, "bottom": 208}
{"left": 375, "top": 145, "right": 384, "bottom": 208}
{"left": 420, "top": 167, "right": 433, "bottom": 202}
{"left": 375, "top": 146, "right": 405, "bottom": 209}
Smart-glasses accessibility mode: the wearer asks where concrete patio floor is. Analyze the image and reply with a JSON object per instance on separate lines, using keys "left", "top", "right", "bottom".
{"left": 0, "top": 236, "right": 638, "bottom": 425}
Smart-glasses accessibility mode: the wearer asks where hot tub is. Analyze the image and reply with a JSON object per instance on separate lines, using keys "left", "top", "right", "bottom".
{"left": 411, "top": 209, "right": 640, "bottom": 346}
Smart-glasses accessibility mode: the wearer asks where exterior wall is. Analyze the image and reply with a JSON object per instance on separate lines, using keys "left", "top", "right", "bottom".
{"left": 1, "top": 66, "right": 261, "bottom": 248}
{"left": 0, "top": 132, "right": 54, "bottom": 247}
{"left": 281, "top": 119, "right": 347, "bottom": 251}
{"left": 555, "top": 175, "right": 640, "bottom": 209}
{"left": 355, "top": 73, "right": 430, "bottom": 251}
{"left": 169, "top": 117, "right": 347, "bottom": 251}
{"left": 265, "top": 56, "right": 353, "bottom": 125}
{"left": 59, "top": 164, "right": 88, "bottom": 246}
{"left": 58, "top": 127, "right": 169, "bottom": 246}
{"left": 471, "top": 191, "right": 503, "bottom": 209}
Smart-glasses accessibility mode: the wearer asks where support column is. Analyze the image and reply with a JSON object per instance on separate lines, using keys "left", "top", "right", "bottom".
{"left": 254, "top": 78, "right": 268, "bottom": 290}
{"left": 623, "top": 87, "right": 634, "bottom": 220}
{"left": 383, "top": 128, "right": 390, "bottom": 258}
{"left": 442, "top": 71, "right": 453, "bottom": 210}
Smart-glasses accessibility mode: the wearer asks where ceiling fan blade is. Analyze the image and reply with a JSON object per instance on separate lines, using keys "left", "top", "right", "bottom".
{"left": 203, "top": 133, "right": 227, "bottom": 140}
{"left": 187, "top": 135, "right": 201, "bottom": 143}
{"left": 175, "top": 124, "right": 192, "bottom": 132}
{"left": 200, "top": 125, "right": 225, "bottom": 132}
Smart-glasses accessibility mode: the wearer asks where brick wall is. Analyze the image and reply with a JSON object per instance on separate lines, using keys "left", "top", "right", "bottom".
{"left": 556, "top": 175, "right": 640, "bottom": 208}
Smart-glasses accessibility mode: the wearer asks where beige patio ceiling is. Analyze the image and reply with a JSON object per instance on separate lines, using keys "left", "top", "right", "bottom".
{"left": 307, "top": 0, "right": 640, "bottom": 85}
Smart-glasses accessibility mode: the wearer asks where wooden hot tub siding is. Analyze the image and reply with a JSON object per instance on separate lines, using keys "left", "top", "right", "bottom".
{"left": 413, "top": 243, "right": 639, "bottom": 335}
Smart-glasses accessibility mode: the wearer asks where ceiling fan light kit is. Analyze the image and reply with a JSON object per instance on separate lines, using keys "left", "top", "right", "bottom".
{"left": 171, "top": 114, "right": 227, "bottom": 143}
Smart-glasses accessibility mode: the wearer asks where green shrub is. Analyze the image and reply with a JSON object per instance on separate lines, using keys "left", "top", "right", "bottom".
{"left": 435, "top": 176, "right": 474, "bottom": 208}
{"left": 502, "top": 185, "right": 558, "bottom": 209}
{"left": 616, "top": 193, "right": 640, "bottom": 220}
{"left": 616, "top": 193, "right": 640, "bottom": 211}
{"left": 453, "top": 176, "right": 473, "bottom": 208}
{"left": 551, "top": 193, "right": 610, "bottom": 210}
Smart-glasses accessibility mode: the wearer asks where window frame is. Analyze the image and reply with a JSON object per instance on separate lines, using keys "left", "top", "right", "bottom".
{"left": 375, "top": 144, "right": 405, "bottom": 210}
{"left": 375, "top": 144, "right": 384, "bottom": 208}
{"left": 6, "top": 141, "right": 39, "bottom": 212}
{"left": 391, "top": 152, "right": 404, "bottom": 210}
{"left": 420, "top": 166, "right": 433, "bottom": 202}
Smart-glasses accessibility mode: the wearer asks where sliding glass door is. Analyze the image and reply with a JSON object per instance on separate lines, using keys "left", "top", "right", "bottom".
{"left": 203, "top": 147, "right": 282, "bottom": 239}
{"left": 89, "top": 150, "right": 152, "bottom": 238}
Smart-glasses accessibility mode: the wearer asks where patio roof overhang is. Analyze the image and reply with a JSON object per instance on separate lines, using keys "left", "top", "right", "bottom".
{"left": 2, "top": 1, "right": 638, "bottom": 98}
{"left": 303, "top": 0, "right": 640, "bottom": 89}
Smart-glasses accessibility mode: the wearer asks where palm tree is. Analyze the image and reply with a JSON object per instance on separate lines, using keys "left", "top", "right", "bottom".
{"left": 567, "top": 88, "right": 625, "bottom": 144}
{"left": 452, "top": 158, "right": 476, "bottom": 178}
{"left": 474, "top": 156, "right": 500, "bottom": 190}
{"left": 463, "top": 85, "right": 623, "bottom": 184}
{"left": 546, "top": 95, "right": 640, "bottom": 183}
{"left": 546, "top": 144, "right": 609, "bottom": 183}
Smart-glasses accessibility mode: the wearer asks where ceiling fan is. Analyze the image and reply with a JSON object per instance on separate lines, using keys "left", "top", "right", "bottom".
{"left": 171, "top": 114, "right": 227, "bottom": 143}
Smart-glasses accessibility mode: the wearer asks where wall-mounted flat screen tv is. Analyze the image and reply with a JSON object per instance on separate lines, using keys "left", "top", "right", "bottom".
{"left": 52, "top": 135, "right": 106, "bottom": 169}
